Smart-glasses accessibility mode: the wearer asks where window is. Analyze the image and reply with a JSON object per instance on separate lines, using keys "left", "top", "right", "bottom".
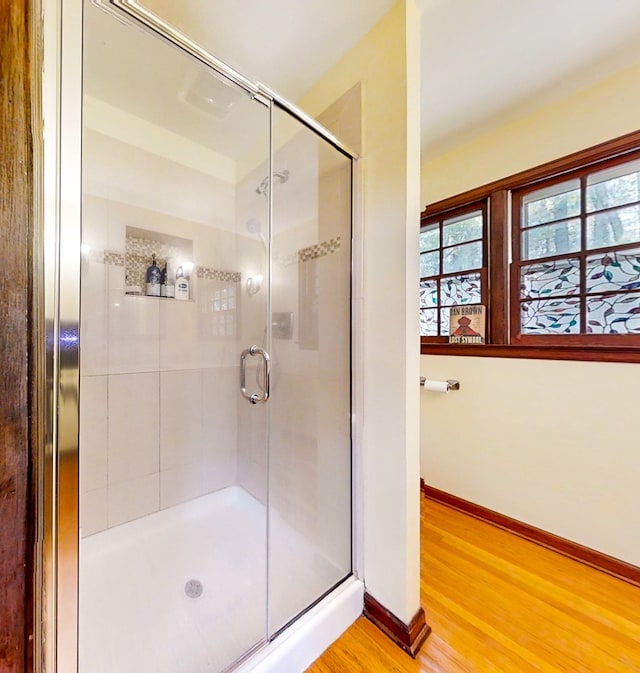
{"left": 420, "top": 204, "right": 487, "bottom": 341}
{"left": 512, "top": 157, "right": 640, "bottom": 344}
{"left": 420, "top": 130, "right": 640, "bottom": 362}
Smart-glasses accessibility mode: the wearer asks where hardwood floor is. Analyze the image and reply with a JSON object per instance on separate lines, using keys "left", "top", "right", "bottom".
{"left": 306, "top": 495, "right": 640, "bottom": 672}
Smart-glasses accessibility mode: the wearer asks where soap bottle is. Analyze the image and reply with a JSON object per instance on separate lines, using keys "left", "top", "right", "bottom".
{"left": 165, "top": 256, "right": 176, "bottom": 299}
{"left": 160, "top": 261, "right": 168, "bottom": 297}
{"left": 145, "top": 254, "right": 161, "bottom": 296}
{"left": 175, "top": 265, "right": 189, "bottom": 301}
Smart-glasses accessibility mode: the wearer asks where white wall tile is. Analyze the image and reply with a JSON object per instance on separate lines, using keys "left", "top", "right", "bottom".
{"left": 159, "top": 370, "right": 203, "bottom": 470}
{"left": 108, "top": 473, "right": 159, "bottom": 528}
{"left": 82, "top": 195, "right": 109, "bottom": 254}
{"left": 200, "top": 448, "right": 236, "bottom": 494}
{"left": 80, "top": 261, "right": 108, "bottom": 376}
{"left": 159, "top": 299, "right": 201, "bottom": 371}
{"left": 80, "top": 487, "right": 108, "bottom": 537}
{"left": 106, "top": 201, "right": 126, "bottom": 252}
{"left": 108, "top": 294, "right": 159, "bottom": 374}
{"left": 201, "top": 366, "right": 239, "bottom": 452}
{"left": 80, "top": 375, "right": 108, "bottom": 493}
{"left": 237, "top": 455, "right": 267, "bottom": 505}
{"left": 108, "top": 373, "right": 159, "bottom": 485}
{"left": 108, "top": 264, "right": 124, "bottom": 291}
{"left": 159, "top": 463, "right": 206, "bottom": 509}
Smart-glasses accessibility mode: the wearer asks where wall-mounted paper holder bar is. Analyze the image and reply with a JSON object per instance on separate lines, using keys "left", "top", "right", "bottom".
{"left": 420, "top": 377, "right": 460, "bottom": 391}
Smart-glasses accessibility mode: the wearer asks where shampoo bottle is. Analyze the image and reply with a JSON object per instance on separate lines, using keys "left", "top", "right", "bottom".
{"left": 145, "top": 254, "right": 161, "bottom": 296}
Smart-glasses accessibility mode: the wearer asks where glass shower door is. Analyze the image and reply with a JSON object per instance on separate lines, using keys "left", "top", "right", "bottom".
{"left": 267, "top": 105, "right": 353, "bottom": 635}
{"left": 78, "top": 3, "right": 271, "bottom": 671}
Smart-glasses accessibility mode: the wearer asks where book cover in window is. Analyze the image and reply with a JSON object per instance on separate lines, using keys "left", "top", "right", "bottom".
{"left": 449, "top": 305, "right": 486, "bottom": 344}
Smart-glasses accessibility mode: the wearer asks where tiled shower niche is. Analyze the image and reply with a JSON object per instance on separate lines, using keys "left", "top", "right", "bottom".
{"left": 125, "top": 225, "right": 194, "bottom": 298}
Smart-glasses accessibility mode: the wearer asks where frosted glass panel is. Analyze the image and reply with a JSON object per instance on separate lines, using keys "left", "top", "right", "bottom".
{"left": 587, "top": 294, "right": 640, "bottom": 333}
{"left": 520, "top": 259, "right": 580, "bottom": 299}
{"left": 521, "top": 298, "right": 580, "bottom": 334}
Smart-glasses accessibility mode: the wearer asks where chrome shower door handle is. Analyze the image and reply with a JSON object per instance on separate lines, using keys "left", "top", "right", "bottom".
{"left": 240, "top": 345, "right": 271, "bottom": 404}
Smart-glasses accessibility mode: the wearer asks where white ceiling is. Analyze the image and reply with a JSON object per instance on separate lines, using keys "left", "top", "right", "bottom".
{"left": 422, "top": 0, "right": 640, "bottom": 156}
{"left": 86, "top": 0, "right": 640, "bottom": 160}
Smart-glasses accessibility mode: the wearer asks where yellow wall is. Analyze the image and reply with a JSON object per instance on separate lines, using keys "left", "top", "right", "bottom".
{"left": 299, "top": 0, "right": 423, "bottom": 623}
{"left": 422, "top": 60, "right": 640, "bottom": 204}
{"left": 420, "top": 62, "right": 640, "bottom": 565}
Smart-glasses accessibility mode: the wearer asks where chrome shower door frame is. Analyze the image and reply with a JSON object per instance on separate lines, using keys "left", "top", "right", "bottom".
{"left": 40, "top": 1, "right": 360, "bottom": 671}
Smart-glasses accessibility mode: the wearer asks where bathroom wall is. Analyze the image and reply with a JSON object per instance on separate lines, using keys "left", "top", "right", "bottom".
{"left": 79, "top": 129, "right": 258, "bottom": 536}
{"left": 420, "top": 60, "right": 640, "bottom": 565}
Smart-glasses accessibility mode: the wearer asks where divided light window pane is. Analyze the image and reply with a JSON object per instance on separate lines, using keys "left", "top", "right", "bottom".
{"left": 442, "top": 211, "right": 482, "bottom": 246}
{"left": 522, "top": 219, "right": 581, "bottom": 261}
{"left": 420, "top": 250, "right": 439, "bottom": 277}
{"left": 420, "top": 225, "right": 439, "bottom": 252}
{"left": 586, "top": 158, "right": 640, "bottom": 213}
{"left": 522, "top": 179, "right": 580, "bottom": 227}
{"left": 443, "top": 240, "right": 482, "bottom": 274}
{"left": 586, "top": 204, "right": 640, "bottom": 249}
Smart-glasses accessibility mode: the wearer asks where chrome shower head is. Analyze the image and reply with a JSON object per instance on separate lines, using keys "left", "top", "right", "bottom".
{"left": 256, "top": 169, "right": 290, "bottom": 197}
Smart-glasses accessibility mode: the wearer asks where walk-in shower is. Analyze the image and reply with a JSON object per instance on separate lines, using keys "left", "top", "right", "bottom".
{"left": 45, "top": 1, "right": 358, "bottom": 671}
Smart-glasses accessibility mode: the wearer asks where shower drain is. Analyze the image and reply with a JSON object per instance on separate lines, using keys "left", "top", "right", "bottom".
{"left": 185, "top": 579, "right": 204, "bottom": 598}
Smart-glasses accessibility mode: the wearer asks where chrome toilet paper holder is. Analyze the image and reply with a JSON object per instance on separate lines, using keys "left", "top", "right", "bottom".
{"left": 420, "top": 377, "right": 460, "bottom": 391}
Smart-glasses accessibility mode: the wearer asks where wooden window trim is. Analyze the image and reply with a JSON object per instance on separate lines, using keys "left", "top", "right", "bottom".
{"left": 420, "top": 201, "right": 487, "bottom": 342}
{"left": 420, "top": 130, "right": 640, "bottom": 362}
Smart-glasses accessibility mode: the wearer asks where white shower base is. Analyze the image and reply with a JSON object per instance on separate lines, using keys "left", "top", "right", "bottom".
{"left": 79, "top": 486, "right": 357, "bottom": 673}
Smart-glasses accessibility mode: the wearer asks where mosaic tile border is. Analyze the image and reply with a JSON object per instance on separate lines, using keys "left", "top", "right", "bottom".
{"left": 104, "top": 251, "right": 124, "bottom": 266}
{"left": 298, "top": 236, "right": 341, "bottom": 263}
{"left": 100, "top": 249, "right": 240, "bottom": 285}
{"left": 277, "top": 236, "right": 343, "bottom": 267}
{"left": 97, "top": 234, "right": 340, "bottom": 277}
{"left": 196, "top": 267, "right": 241, "bottom": 283}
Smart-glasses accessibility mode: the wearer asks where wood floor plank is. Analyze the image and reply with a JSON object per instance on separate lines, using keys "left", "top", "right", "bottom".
{"left": 305, "top": 494, "right": 640, "bottom": 673}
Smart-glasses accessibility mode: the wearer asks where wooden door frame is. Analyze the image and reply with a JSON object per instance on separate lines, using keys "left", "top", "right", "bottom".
{"left": 0, "top": 1, "right": 34, "bottom": 671}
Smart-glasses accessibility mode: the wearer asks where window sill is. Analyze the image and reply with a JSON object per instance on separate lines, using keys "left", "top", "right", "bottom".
{"left": 420, "top": 342, "right": 640, "bottom": 363}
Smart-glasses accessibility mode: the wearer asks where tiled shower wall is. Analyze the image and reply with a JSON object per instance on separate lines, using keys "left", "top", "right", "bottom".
{"left": 79, "top": 194, "right": 243, "bottom": 536}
